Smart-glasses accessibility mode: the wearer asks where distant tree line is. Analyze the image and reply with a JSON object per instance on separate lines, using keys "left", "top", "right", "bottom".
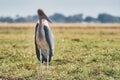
{"left": 0, "top": 13, "right": 120, "bottom": 23}
{"left": 50, "top": 13, "right": 120, "bottom": 23}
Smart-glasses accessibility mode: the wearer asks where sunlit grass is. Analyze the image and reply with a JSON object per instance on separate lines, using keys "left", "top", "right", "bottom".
{"left": 0, "top": 23, "right": 120, "bottom": 80}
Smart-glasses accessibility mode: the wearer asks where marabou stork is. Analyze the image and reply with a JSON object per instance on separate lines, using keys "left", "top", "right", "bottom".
{"left": 35, "top": 9, "right": 54, "bottom": 75}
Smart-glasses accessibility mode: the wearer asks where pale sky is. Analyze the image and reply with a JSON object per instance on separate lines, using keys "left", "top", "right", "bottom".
{"left": 0, "top": 0, "right": 120, "bottom": 18}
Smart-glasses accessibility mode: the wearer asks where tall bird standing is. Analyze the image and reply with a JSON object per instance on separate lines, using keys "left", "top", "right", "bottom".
{"left": 35, "top": 9, "right": 54, "bottom": 76}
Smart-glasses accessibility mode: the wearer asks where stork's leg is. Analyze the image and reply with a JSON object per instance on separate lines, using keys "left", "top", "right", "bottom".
{"left": 39, "top": 49, "right": 42, "bottom": 77}
{"left": 47, "top": 53, "right": 49, "bottom": 74}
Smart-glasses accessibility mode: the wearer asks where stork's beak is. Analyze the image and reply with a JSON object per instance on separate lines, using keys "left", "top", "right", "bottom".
{"left": 37, "top": 9, "right": 52, "bottom": 23}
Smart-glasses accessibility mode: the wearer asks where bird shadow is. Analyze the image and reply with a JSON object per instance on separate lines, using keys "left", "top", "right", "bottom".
{"left": 52, "top": 59, "right": 71, "bottom": 65}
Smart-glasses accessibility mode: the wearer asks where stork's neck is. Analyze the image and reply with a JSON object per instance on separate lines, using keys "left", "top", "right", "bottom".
{"left": 38, "top": 19, "right": 49, "bottom": 27}
{"left": 39, "top": 18, "right": 43, "bottom": 27}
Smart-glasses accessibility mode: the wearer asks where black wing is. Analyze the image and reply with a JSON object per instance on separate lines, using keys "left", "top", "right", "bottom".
{"left": 34, "top": 23, "right": 40, "bottom": 61}
{"left": 44, "top": 25, "right": 54, "bottom": 62}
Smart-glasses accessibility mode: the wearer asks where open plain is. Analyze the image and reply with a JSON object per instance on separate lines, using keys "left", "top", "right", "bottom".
{"left": 0, "top": 23, "right": 120, "bottom": 80}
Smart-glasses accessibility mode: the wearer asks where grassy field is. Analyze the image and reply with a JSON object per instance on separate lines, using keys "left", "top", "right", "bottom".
{"left": 0, "top": 23, "right": 120, "bottom": 80}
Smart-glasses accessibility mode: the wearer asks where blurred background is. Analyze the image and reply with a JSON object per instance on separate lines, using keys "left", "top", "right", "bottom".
{"left": 0, "top": 0, "right": 120, "bottom": 23}
{"left": 0, "top": 0, "right": 120, "bottom": 80}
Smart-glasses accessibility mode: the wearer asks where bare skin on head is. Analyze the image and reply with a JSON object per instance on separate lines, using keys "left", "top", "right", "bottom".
{"left": 37, "top": 9, "right": 52, "bottom": 24}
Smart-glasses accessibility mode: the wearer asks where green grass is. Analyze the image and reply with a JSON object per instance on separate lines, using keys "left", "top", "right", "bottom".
{"left": 0, "top": 24, "right": 120, "bottom": 80}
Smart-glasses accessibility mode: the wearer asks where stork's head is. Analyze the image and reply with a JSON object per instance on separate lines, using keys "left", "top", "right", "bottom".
{"left": 37, "top": 9, "right": 52, "bottom": 24}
